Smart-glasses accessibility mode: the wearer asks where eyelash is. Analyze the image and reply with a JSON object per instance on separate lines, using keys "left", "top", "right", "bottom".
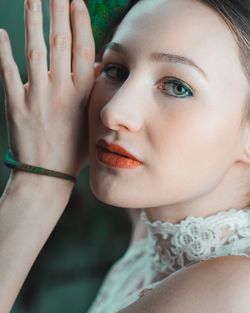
{"left": 101, "top": 64, "right": 193, "bottom": 98}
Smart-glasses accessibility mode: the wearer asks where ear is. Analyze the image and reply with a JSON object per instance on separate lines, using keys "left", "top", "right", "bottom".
{"left": 242, "top": 145, "right": 250, "bottom": 164}
{"left": 94, "top": 62, "right": 103, "bottom": 80}
{"left": 238, "top": 125, "right": 250, "bottom": 165}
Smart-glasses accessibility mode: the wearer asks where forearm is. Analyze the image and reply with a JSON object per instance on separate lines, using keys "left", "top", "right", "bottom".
{"left": 0, "top": 171, "right": 74, "bottom": 313}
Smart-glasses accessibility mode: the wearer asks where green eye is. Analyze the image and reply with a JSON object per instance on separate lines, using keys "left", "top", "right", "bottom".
{"left": 160, "top": 80, "right": 193, "bottom": 98}
{"left": 102, "top": 65, "right": 193, "bottom": 99}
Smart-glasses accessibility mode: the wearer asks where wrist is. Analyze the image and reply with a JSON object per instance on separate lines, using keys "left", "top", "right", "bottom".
{"left": 3, "top": 150, "right": 77, "bottom": 184}
{"left": 5, "top": 169, "right": 75, "bottom": 199}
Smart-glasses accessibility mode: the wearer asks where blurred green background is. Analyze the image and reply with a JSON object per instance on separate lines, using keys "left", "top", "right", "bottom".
{"left": 0, "top": 1, "right": 132, "bottom": 312}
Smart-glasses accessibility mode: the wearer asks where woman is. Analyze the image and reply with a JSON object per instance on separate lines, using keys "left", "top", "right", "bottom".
{"left": 0, "top": 0, "right": 249, "bottom": 312}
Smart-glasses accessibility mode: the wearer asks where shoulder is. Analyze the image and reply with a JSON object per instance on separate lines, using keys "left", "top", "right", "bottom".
{"left": 118, "top": 255, "right": 250, "bottom": 313}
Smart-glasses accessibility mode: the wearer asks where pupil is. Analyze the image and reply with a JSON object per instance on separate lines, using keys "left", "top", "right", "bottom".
{"left": 177, "top": 85, "right": 183, "bottom": 92}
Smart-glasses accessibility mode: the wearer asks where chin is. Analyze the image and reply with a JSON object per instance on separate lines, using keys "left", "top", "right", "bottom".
{"left": 89, "top": 177, "right": 148, "bottom": 209}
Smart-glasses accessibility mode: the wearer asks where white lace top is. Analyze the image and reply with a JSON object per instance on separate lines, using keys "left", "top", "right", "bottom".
{"left": 86, "top": 208, "right": 250, "bottom": 313}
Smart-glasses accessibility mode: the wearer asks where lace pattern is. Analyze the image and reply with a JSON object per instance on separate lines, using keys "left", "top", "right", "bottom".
{"left": 87, "top": 208, "right": 250, "bottom": 313}
{"left": 141, "top": 208, "right": 250, "bottom": 278}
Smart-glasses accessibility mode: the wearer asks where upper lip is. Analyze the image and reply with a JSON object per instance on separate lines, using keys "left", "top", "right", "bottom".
{"left": 96, "top": 139, "right": 143, "bottom": 163}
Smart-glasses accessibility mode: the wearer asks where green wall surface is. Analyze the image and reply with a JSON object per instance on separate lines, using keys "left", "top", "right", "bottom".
{"left": 0, "top": 1, "right": 131, "bottom": 312}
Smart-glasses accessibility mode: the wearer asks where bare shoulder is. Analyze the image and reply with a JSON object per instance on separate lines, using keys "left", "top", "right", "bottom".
{"left": 118, "top": 255, "right": 250, "bottom": 313}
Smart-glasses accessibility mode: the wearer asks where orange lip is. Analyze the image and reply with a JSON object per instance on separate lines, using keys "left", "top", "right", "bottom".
{"left": 96, "top": 139, "right": 143, "bottom": 168}
{"left": 97, "top": 148, "right": 143, "bottom": 168}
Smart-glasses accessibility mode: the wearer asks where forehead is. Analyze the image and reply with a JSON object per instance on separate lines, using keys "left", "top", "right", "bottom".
{"left": 110, "top": 0, "right": 242, "bottom": 81}
{"left": 112, "top": 0, "right": 238, "bottom": 67}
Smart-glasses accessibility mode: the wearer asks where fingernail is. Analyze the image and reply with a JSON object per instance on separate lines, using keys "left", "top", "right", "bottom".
{"left": 0, "top": 30, "right": 7, "bottom": 42}
{"left": 29, "top": 1, "right": 39, "bottom": 12}
{"left": 74, "top": 0, "right": 84, "bottom": 12}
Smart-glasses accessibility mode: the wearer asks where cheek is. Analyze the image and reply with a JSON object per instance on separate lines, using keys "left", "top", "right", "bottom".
{"left": 151, "top": 107, "right": 239, "bottom": 192}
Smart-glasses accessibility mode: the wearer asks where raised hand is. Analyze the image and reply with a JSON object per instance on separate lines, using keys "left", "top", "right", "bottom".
{"left": 0, "top": 0, "right": 95, "bottom": 178}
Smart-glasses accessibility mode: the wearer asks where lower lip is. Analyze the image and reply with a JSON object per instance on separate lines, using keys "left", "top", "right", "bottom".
{"left": 97, "top": 147, "right": 143, "bottom": 168}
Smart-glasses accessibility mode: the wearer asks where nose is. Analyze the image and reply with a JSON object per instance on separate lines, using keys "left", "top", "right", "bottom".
{"left": 100, "top": 84, "right": 144, "bottom": 132}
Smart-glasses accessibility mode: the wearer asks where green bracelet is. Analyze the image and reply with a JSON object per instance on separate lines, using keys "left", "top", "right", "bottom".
{"left": 3, "top": 149, "right": 77, "bottom": 183}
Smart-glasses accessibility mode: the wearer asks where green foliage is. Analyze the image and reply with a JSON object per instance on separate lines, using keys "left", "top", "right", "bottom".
{"left": 89, "top": 0, "right": 131, "bottom": 52}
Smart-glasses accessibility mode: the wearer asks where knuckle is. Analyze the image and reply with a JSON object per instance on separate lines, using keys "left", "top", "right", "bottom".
{"left": 29, "top": 15, "right": 42, "bottom": 26}
{"left": 76, "top": 46, "right": 93, "bottom": 59}
{"left": 54, "top": 1, "right": 69, "bottom": 14}
{"left": 71, "top": 2, "right": 86, "bottom": 14}
{"left": 0, "top": 29, "right": 8, "bottom": 41}
{"left": 2, "top": 63, "right": 17, "bottom": 82}
{"left": 28, "top": 49, "right": 47, "bottom": 64}
{"left": 52, "top": 33, "right": 71, "bottom": 50}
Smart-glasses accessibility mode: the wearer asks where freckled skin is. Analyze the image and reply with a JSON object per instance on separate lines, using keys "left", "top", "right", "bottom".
{"left": 87, "top": 0, "right": 250, "bottom": 223}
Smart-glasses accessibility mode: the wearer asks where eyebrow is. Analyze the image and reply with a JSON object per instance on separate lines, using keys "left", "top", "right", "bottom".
{"left": 102, "top": 42, "right": 209, "bottom": 81}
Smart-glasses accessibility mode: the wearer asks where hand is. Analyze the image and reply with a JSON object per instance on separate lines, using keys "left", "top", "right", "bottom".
{"left": 0, "top": 0, "right": 95, "bottom": 178}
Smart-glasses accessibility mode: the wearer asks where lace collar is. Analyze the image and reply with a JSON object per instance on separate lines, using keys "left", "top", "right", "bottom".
{"left": 140, "top": 208, "right": 250, "bottom": 279}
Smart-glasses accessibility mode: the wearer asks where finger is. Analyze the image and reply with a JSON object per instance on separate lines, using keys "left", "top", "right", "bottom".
{"left": 0, "top": 30, "right": 24, "bottom": 104}
{"left": 49, "top": 0, "right": 72, "bottom": 82}
{"left": 24, "top": 0, "right": 48, "bottom": 89}
{"left": 71, "top": 0, "right": 95, "bottom": 92}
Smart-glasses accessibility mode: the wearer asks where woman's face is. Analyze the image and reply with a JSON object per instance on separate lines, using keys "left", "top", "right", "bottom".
{"left": 87, "top": 0, "right": 249, "bottom": 217}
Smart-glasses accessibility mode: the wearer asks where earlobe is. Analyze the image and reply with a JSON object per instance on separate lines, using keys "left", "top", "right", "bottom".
{"left": 237, "top": 125, "right": 250, "bottom": 165}
{"left": 238, "top": 136, "right": 250, "bottom": 164}
{"left": 242, "top": 144, "right": 250, "bottom": 164}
